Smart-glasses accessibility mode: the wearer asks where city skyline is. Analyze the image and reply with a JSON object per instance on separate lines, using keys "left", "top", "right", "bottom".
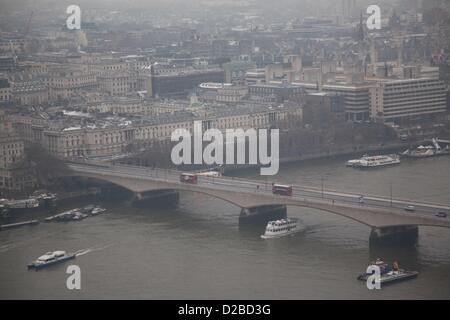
{"left": 0, "top": 0, "right": 449, "bottom": 304}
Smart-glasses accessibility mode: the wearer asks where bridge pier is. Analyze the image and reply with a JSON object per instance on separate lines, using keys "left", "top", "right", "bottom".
{"left": 132, "top": 190, "right": 179, "bottom": 209}
{"left": 369, "top": 225, "right": 418, "bottom": 246}
{"left": 239, "top": 204, "right": 287, "bottom": 228}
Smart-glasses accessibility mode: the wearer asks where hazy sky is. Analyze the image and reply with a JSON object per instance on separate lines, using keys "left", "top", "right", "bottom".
{"left": 0, "top": 0, "right": 344, "bottom": 11}
{"left": 0, "top": 0, "right": 418, "bottom": 24}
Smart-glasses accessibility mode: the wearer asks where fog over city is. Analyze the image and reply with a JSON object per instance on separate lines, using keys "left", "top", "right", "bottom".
{"left": 0, "top": 0, "right": 449, "bottom": 303}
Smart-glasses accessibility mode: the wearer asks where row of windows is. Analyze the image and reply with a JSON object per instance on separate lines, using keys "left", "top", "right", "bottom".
{"left": 385, "top": 81, "right": 443, "bottom": 90}
{"left": 2, "top": 148, "right": 21, "bottom": 156}
{"left": 64, "top": 146, "right": 121, "bottom": 157}
{"left": 383, "top": 89, "right": 445, "bottom": 98}
{"left": 383, "top": 107, "right": 445, "bottom": 117}
{"left": 383, "top": 99, "right": 446, "bottom": 109}
{"left": 383, "top": 104, "right": 446, "bottom": 114}
{"left": 1, "top": 143, "right": 21, "bottom": 149}
{"left": 1, "top": 155, "right": 18, "bottom": 163}
{"left": 49, "top": 77, "right": 96, "bottom": 83}
{"left": 267, "top": 226, "right": 295, "bottom": 232}
{"left": 94, "top": 136, "right": 123, "bottom": 144}
{"left": 100, "top": 65, "right": 126, "bottom": 70}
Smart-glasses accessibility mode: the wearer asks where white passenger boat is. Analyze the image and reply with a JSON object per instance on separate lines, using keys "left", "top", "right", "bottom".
{"left": 27, "top": 250, "right": 76, "bottom": 270}
{"left": 347, "top": 154, "right": 400, "bottom": 168}
{"left": 261, "top": 218, "right": 300, "bottom": 239}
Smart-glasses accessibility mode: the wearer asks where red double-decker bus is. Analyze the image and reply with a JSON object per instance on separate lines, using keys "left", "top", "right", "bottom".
{"left": 180, "top": 173, "right": 198, "bottom": 184}
{"left": 272, "top": 184, "right": 293, "bottom": 196}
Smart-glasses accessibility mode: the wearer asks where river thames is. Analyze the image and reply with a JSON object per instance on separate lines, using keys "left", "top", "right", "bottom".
{"left": 1, "top": 155, "right": 449, "bottom": 299}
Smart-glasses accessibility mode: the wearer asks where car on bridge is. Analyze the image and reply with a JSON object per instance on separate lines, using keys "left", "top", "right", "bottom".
{"left": 180, "top": 173, "right": 198, "bottom": 184}
{"left": 404, "top": 205, "right": 415, "bottom": 212}
{"left": 435, "top": 211, "right": 448, "bottom": 218}
{"left": 272, "top": 184, "right": 293, "bottom": 196}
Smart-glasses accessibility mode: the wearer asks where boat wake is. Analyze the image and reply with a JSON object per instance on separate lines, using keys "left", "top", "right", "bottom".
{"left": 74, "top": 243, "right": 114, "bottom": 257}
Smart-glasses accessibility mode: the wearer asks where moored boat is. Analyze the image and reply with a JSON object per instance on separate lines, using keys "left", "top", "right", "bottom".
{"left": 347, "top": 154, "right": 400, "bottom": 168}
{"left": 401, "top": 138, "right": 450, "bottom": 158}
{"left": 80, "top": 204, "right": 96, "bottom": 214}
{"left": 45, "top": 206, "right": 103, "bottom": 222}
{"left": 90, "top": 206, "right": 106, "bottom": 215}
{"left": 0, "top": 193, "right": 58, "bottom": 215}
{"left": 4, "top": 198, "right": 40, "bottom": 213}
{"left": 44, "top": 208, "right": 83, "bottom": 222}
{"left": 31, "top": 191, "right": 58, "bottom": 208}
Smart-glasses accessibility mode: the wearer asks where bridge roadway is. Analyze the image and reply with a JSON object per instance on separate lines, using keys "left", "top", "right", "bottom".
{"left": 66, "top": 162, "right": 450, "bottom": 229}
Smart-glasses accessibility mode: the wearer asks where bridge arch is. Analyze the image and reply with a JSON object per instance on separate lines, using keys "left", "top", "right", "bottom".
{"left": 61, "top": 172, "right": 376, "bottom": 227}
{"left": 62, "top": 172, "right": 250, "bottom": 208}
{"left": 59, "top": 172, "right": 138, "bottom": 193}
{"left": 63, "top": 169, "right": 450, "bottom": 230}
{"left": 137, "top": 187, "right": 376, "bottom": 227}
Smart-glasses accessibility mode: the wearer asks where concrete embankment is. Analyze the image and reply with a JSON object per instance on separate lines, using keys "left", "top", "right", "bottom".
{"left": 0, "top": 220, "right": 39, "bottom": 230}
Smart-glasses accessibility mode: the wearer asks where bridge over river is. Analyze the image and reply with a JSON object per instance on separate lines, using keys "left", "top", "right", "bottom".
{"left": 65, "top": 161, "right": 450, "bottom": 244}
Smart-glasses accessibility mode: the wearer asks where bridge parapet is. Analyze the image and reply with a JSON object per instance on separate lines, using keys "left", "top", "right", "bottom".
{"left": 65, "top": 162, "right": 450, "bottom": 230}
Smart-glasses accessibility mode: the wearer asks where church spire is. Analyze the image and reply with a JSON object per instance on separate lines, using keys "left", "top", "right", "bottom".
{"left": 356, "top": 11, "right": 365, "bottom": 42}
